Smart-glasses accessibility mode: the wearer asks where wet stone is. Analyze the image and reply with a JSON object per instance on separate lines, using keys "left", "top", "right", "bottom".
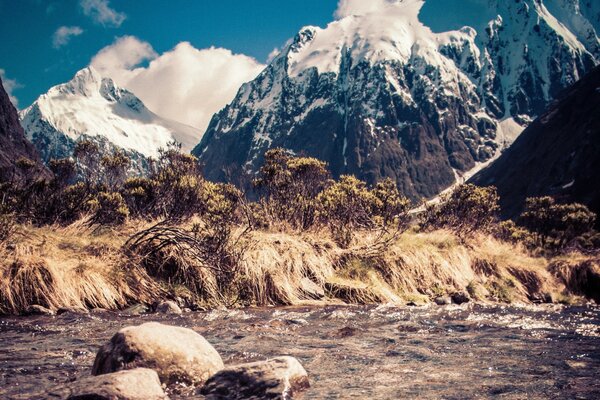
{"left": 200, "top": 356, "right": 310, "bottom": 400}
{"left": 24, "top": 305, "right": 55, "bottom": 316}
{"left": 156, "top": 301, "right": 183, "bottom": 315}
{"left": 434, "top": 296, "right": 452, "bottom": 305}
{"left": 92, "top": 322, "right": 224, "bottom": 386}
{"left": 451, "top": 292, "right": 471, "bottom": 305}
{"left": 45, "top": 368, "right": 169, "bottom": 400}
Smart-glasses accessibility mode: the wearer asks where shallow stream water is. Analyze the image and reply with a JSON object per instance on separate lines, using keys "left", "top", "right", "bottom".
{"left": 1, "top": 303, "right": 599, "bottom": 399}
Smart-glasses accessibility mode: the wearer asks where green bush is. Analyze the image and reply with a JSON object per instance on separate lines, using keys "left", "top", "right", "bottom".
{"left": 420, "top": 184, "right": 500, "bottom": 237}
{"left": 317, "top": 175, "right": 376, "bottom": 247}
{"left": 101, "top": 149, "right": 131, "bottom": 190}
{"left": 59, "top": 182, "right": 94, "bottom": 223}
{"left": 254, "top": 148, "right": 331, "bottom": 229}
{"left": 520, "top": 196, "right": 596, "bottom": 250}
{"left": 371, "top": 178, "right": 411, "bottom": 229}
{"left": 152, "top": 144, "right": 203, "bottom": 219}
{"left": 89, "top": 192, "right": 129, "bottom": 225}
{"left": 122, "top": 177, "right": 157, "bottom": 216}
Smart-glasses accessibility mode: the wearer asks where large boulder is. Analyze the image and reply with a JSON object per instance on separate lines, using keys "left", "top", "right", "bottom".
{"left": 45, "top": 368, "right": 168, "bottom": 400}
{"left": 92, "top": 322, "right": 224, "bottom": 386}
{"left": 200, "top": 356, "right": 310, "bottom": 399}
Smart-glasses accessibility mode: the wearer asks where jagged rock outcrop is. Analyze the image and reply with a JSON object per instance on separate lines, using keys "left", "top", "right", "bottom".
{"left": 0, "top": 77, "right": 48, "bottom": 182}
{"left": 471, "top": 65, "right": 600, "bottom": 221}
{"left": 194, "top": 0, "right": 599, "bottom": 200}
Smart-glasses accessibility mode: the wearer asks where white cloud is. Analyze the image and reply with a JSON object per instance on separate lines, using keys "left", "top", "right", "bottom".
{"left": 52, "top": 26, "right": 84, "bottom": 49}
{"left": 0, "top": 69, "right": 22, "bottom": 108}
{"left": 335, "top": 0, "right": 395, "bottom": 18}
{"left": 91, "top": 36, "right": 265, "bottom": 133}
{"left": 80, "top": 0, "right": 126, "bottom": 27}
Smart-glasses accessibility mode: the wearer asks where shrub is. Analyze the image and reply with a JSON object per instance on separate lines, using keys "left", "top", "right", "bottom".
{"left": 318, "top": 175, "right": 376, "bottom": 247}
{"left": 89, "top": 192, "right": 129, "bottom": 225}
{"left": 101, "top": 149, "right": 131, "bottom": 190}
{"left": 48, "top": 158, "right": 76, "bottom": 187}
{"left": 152, "top": 144, "right": 203, "bottom": 219}
{"left": 74, "top": 139, "right": 101, "bottom": 185}
{"left": 122, "top": 177, "right": 157, "bottom": 216}
{"left": 59, "top": 182, "right": 94, "bottom": 223}
{"left": 520, "top": 196, "right": 597, "bottom": 250}
{"left": 0, "top": 202, "right": 15, "bottom": 244}
{"left": 493, "top": 220, "right": 534, "bottom": 246}
{"left": 371, "top": 178, "right": 411, "bottom": 229}
{"left": 255, "top": 148, "right": 331, "bottom": 229}
{"left": 420, "top": 184, "right": 500, "bottom": 236}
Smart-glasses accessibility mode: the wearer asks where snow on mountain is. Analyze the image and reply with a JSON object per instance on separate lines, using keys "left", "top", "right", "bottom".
{"left": 193, "top": 0, "right": 599, "bottom": 200}
{"left": 20, "top": 66, "right": 200, "bottom": 167}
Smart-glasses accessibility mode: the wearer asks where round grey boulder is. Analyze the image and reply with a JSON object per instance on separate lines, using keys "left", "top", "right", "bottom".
{"left": 434, "top": 296, "right": 452, "bottom": 306}
{"left": 156, "top": 300, "right": 182, "bottom": 315}
{"left": 46, "top": 368, "right": 168, "bottom": 400}
{"left": 92, "top": 322, "right": 224, "bottom": 386}
{"left": 200, "top": 356, "right": 310, "bottom": 399}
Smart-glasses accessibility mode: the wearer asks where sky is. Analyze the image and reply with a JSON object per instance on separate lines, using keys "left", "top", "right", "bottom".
{"left": 0, "top": 0, "right": 490, "bottom": 131}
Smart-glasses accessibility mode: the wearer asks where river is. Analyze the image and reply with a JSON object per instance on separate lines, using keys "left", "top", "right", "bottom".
{"left": 1, "top": 303, "right": 599, "bottom": 399}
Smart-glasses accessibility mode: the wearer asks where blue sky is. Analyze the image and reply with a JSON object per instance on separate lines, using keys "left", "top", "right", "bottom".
{"left": 0, "top": 0, "right": 493, "bottom": 132}
{"left": 0, "top": 0, "right": 339, "bottom": 108}
{"left": 0, "top": 0, "right": 492, "bottom": 109}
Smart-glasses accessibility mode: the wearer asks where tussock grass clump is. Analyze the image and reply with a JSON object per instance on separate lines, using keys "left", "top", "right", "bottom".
{"left": 549, "top": 255, "right": 600, "bottom": 303}
{"left": 0, "top": 223, "right": 158, "bottom": 314}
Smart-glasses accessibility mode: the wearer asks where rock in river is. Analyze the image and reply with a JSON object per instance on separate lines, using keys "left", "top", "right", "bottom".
{"left": 155, "top": 300, "right": 182, "bottom": 315}
{"left": 46, "top": 368, "right": 168, "bottom": 400}
{"left": 200, "top": 356, "right": 310, "bottom": 399}
{"left": 451, "top": 291, "right": 471, "bottom": 305}
{"left": 92, "top": 322, "right": 223, "bottom": 386}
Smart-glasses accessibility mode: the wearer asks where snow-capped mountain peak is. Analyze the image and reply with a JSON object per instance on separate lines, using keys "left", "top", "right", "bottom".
{"left": 20, "top": 67, "right": 200, "bottom": 166}
{"left": 193, "top": 0, "right": 599, "bottom": 201}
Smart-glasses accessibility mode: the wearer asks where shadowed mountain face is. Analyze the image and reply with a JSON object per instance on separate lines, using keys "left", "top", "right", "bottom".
{"left": 471, "top": 65, "right": 600, "bottom": 222}
{"left": 0, "top": 77, "right": 48, "bottom": 183}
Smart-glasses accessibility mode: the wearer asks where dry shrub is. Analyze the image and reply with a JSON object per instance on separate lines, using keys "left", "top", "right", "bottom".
{"left": 124, "top": 224, "right": 224, "bottom": 303}
{"left": 0, "top": 204, "right": 15, "bottom": 244}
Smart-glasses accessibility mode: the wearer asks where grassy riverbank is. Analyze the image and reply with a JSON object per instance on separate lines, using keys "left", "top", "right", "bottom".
{"left": 1, "top": 219, "right": 596, "bottom": 315}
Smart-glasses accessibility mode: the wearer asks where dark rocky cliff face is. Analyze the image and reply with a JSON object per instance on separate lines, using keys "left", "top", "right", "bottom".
{"left": 470, "top": 65, "right": 600, "bottom": 221}
{"left": 0, "top": 77, "right": 48, "bottom": 183}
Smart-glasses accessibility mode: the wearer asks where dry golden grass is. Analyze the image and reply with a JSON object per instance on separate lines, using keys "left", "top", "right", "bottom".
{"left": 0, "top": 219, "right": 594, "bottom": 314}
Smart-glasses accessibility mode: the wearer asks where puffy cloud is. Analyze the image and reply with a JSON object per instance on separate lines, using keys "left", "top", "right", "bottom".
{"left": 52, "top": 26, "right": 84, "bottom": 49}
{"left": 0, "top": 69, "right": 22, "bottom": 108}
{"left": 335, "top": 0, "right": 395, "bottom": 18}
{"left": 80, "top": 0, "right": 126, "bottom": 27}
{"left": 91, "top": 36, "right": 265, "bottom": 133}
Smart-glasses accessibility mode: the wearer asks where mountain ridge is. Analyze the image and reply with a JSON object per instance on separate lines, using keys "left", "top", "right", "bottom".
{"left": 20, "top": 67, "right": 200, "bottom": 169}
{"left": 194, "top": 0, "right": 598, "bottom": 200}
{"left": 470, "top": 64, "right": 600, "bottom": 223}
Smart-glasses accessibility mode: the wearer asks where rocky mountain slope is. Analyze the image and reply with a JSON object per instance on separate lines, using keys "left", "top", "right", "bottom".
{"left": 0, "top": 77, "right": 48, "bottom": 183}
{"left": 194, "top": 0, "right": 599, "bottom": 200}
{"left": 20, "top": 67, "right": 200, "bottom": 171}
{"left": 470, "top": 65, "right": 600, "bottom": 221}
